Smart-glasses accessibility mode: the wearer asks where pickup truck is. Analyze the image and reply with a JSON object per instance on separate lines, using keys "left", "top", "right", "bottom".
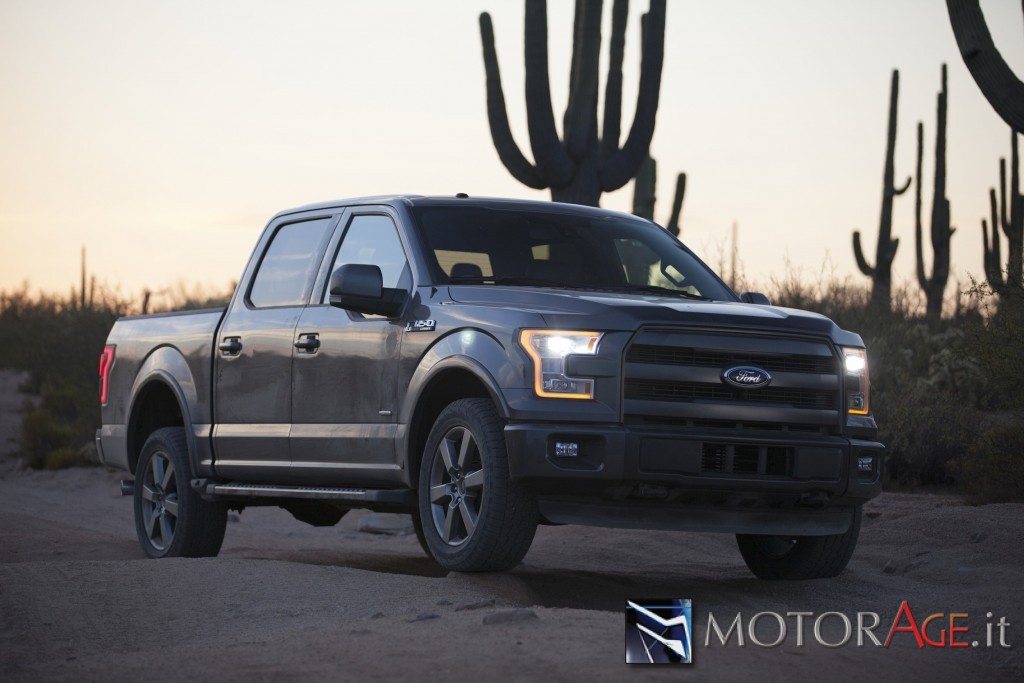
{"left": 98, "top": 195, "right": 882, "bottom": 579}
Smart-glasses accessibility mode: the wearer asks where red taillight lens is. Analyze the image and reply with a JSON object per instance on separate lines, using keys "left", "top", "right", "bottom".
{"left": 99, "top": 345, "right": 116, "bottom": 405}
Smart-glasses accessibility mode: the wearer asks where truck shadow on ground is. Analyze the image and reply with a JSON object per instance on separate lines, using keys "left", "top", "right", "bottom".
{"left": 231, "top": 544, "right": 869, "bottom": 614}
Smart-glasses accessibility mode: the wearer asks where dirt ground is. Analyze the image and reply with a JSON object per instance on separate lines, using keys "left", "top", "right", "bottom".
{"left": 0, "top": 368, "right": 1022, "bottom": 681}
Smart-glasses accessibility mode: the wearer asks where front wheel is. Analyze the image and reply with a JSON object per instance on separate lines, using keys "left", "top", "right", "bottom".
{"left": 133, "top": 427, "right": 227, "bottom": 558}
{"left": 736, "top": 507, "right": 862, "bottom": 580}
{"left": 417, "top": 398, "right": 538, "bottom": 572}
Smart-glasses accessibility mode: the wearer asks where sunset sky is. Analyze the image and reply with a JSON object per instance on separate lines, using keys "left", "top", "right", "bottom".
{"left": 0, "top": 0, "right": 1020, "bottom": 305}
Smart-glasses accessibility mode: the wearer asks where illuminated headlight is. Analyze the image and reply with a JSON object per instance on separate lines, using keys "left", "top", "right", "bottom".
{"left": 842, "top": 347, "right": 870, "bottom": 415}
{"left": 520, "top": 330, "right": 603, "bottom": 399}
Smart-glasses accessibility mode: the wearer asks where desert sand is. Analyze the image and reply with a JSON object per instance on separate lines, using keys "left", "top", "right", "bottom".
{"left": 1, "top": 369, "right": 1021, "bottom": 681}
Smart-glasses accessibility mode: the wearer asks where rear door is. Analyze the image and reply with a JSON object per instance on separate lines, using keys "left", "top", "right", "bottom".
{"left": 289, "top": 208, "right": 412, "bottom": 485}
{"left": 212, "top": 214, "right": 337, "bottom": 480}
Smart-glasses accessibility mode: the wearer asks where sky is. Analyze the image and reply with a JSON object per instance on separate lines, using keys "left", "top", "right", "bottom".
{"left": 0, "top": 0, "right": 1020, "bottom": 305}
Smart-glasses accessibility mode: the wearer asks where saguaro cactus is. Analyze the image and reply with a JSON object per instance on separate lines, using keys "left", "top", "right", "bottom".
{"left": 630, "top": 154, "right": 686, "bottom": 235}
{"left": 983, "top": 130, "right": 1024, "bottom": 295}
{"left": 479, "top": 0, "right": 667, "bottom": 206}
{"left": 915, "top": 65, "right": 956, "bottom": 322}
{"left": 946, "top": 0, "right": 1024, "bottom": 134}
{"left": 853, "top": 69, "right": 912, "bottom": 309}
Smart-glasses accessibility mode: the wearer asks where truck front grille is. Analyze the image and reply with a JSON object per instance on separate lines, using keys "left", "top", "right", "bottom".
{"left": 623, "top": 328, "right": 842, "bottom": 433}
{"left": 625, "top": 379, "right": 835, "bottom": 410}
{"left": 628, "top": 344, "right": 835, "bottom": 374}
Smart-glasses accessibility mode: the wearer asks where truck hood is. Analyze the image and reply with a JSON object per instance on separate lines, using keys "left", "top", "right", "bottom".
{"left": 447, "top": 285, "right": 863, "bottom": 346}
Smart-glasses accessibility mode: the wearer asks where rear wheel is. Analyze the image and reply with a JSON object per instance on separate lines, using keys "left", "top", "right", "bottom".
{"left": 736, "top": 507, "right": 862, "bottom": 580}
{"left": 417, "top": 398, "right": 538, "bottom": 571}
{"left": 133, "top": 427, "right": 227, "bottom": 558}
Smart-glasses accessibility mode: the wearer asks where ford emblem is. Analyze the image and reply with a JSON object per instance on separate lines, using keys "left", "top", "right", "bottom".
{"left": 721, "top": 365, "right": 772, "bottom": 389}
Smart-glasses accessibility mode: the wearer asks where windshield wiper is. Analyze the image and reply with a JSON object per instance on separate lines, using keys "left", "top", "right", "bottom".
{"left": 448, "top": 275, "right": 577, "bottom": 288}
{"left": 448, "top": 276, "right": 713, "bottom": 300}
{"left": 602, "top": 284, "right": 712, "bottom": 301}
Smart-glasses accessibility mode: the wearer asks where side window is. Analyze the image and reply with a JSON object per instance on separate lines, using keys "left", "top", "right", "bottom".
{"left": 323, "top": 215, "right": 410, "bottom": 301}
{"left": 249, "top": 218, "right": 333, "bottom": 308}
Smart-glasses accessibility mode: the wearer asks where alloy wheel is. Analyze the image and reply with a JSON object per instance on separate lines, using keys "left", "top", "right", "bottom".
{"left": 141, "top": 451, "right": 178, "bottom": 551}
{"left": 429, "top": 426, "right": 484, "bottom": 546}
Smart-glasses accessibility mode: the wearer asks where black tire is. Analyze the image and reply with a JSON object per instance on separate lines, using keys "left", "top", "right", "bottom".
{"left": 133, "top": 427, "right": 227, "bottom": 558}
{"left": 417, "top": 398, "right": 538, "bottom": 572}
{"left": 411, "top": 512, "right": 431, "bottom": 558}
{"left": 736, "top": 507, "right": 862, "bottom": 580}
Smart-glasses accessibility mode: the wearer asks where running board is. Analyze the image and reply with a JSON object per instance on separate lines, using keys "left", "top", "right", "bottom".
{"left": 195, "top": 480, "right": 415, "bottom": 507}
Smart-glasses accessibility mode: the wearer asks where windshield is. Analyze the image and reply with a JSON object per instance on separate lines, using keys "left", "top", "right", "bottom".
{"left": 410, "top": 205, "right": 735, "bottom": 301}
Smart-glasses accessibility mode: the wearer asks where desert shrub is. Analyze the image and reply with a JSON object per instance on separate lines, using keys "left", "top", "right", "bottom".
{"left": 44, "top": 446, "right": 85, "bottom": 470}
{"left": 764, "top": 274, "right": 1017, "bottom": 490}
{"left": 19, "top": 405, "right": 75, "bottom": 468}
{"left": 880, "top": 385, "right": 977, "bottom": 486}
{"left": 964, "top": 285, "right": 1024, "bottom": 411}
{"left": 956, "top": 416, "right": 1024, "bottom": 503}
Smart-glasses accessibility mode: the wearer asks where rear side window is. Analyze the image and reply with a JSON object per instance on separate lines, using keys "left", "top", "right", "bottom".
{"left": 249, "top": 218, "right": 333, "bottom": 308}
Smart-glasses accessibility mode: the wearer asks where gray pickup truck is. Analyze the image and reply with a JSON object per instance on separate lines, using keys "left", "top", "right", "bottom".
{"left": 98, "top": 195, "right": 882, "bottom": 579}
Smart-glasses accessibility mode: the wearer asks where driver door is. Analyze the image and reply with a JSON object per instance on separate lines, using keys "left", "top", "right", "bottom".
{"left": 288, "top": 209, "right": 412, "bottom": 485}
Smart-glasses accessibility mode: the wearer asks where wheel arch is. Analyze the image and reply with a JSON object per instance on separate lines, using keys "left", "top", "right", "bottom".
{"left": 401, "top": 356, "right": 510, "bottom": 489}
{"left": 126, "top": 347, "right": 200, "bottom": 476}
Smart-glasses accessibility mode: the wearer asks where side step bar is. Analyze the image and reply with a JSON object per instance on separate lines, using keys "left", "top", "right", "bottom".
{"left": 194, "top": 480, "right": 415, "bottom": 507}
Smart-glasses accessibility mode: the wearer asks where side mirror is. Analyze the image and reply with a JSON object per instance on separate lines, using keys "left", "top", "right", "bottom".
{"left": 329, "top": 264, "right": 405, "bottom": 317}
{"left": 739, "top": 291, "right": 771, "bottom": 306}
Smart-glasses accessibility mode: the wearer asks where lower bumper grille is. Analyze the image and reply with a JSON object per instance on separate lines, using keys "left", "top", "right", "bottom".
{"left": 700, "top": 443, "right": 793, "bottom": 477}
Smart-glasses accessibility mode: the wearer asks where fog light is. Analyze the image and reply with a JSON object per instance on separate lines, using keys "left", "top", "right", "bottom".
{"left": 857, "top": 455, "right": 874, "bottom": 473}
{"left": 554, "top": 441, "right": 579, "bottom": 458}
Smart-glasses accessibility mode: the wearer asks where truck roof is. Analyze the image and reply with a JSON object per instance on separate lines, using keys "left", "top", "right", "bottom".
{"left": 272, "top": 194, "right": 644, "bottom": 223}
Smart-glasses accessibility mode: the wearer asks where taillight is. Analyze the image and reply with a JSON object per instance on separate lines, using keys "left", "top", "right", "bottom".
{"left": 99, "top": 345, "right": 116, "bottom": 405}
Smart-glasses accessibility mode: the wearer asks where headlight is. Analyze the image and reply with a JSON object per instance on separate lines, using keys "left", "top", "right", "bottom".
{"left": 842, "top": 347, "right": 870, "bottom": 415}
{"left": 519, "top": 330, "right": 603, "bottom": 399}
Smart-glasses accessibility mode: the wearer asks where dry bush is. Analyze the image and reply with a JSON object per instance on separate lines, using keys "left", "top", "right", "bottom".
{"left": 762, "top": 270, "right": 1020, "bottom": 498}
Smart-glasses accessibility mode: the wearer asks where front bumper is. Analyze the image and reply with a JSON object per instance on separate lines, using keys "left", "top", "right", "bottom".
{"left": 505, "top": 423, "right": 882, "bottom": 534}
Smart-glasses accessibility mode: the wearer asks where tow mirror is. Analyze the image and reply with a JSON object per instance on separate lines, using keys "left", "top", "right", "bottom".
{"left": 740, "top": 291, "right": 771, "bottom": 306}
{"left": 329, "top": 264, "right": 405, "bottom": 317}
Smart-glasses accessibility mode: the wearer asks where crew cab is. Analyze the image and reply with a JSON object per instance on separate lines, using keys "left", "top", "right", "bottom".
{"left": 97, "top": 195, "right": 882, "bottom": 579}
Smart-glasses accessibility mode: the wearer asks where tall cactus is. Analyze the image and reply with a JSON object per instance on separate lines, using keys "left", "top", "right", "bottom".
{"left": 853, "top": 69, "right": 912, "bottom": 309}
{"left": 915, "top": 65, "right": 955, "bottom": 322}
{"left": 632, "top": 155, "right": 657, "bottom": 220}
{"left": 479, "top": 0, "right": 666, "bottom": 206}
{"left": 630, "top": 154, "right": 686, "bottom": 235}
{"left": 946, "top": 0, "right": 1024, "bottom": 134}
{"left": 983, "top": 130, "right": 1024, "bottom": 294}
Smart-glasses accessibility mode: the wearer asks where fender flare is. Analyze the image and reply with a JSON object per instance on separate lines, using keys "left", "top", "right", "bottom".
{"left": 398, "top": 329, "right": 522, "bottom": 479}
{"left": 126, "top": 346, "right": 201, "bottom": 475}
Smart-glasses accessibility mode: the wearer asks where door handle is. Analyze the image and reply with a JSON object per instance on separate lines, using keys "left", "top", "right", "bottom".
{"left": 218, "top": 337, "right": 242, "bottom": 355}
{"left": 294, "top": 334, "right": 320, "bottom": 352}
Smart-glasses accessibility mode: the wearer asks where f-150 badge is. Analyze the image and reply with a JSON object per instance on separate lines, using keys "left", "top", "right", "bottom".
{"left": 405, "top": 319, "right": 436, "bottom": 332}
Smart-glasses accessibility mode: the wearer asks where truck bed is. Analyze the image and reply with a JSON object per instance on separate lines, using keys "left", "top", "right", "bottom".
{"left": 99, "top": 307, "right": 226, "bottom": 471}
